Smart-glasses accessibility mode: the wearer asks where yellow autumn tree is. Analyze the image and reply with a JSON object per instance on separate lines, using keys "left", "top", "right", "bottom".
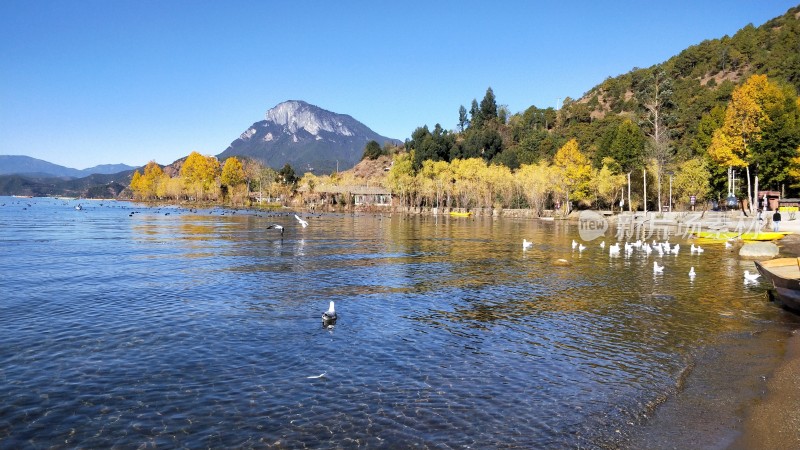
{"left": 450, "top": 158, "right": 486, "bottom": 209}
{"left": 707, "top": 74, "right": 784, "bottom": 211}
{"left": 221, "top": 157, "right": 245, "bottom": 187}
{"left": 386, "top": 152, "right": 416, "bottom": 207}
{"left": 180, "top": 151, "right": 221, "bottom": 201}
{"left": 673, "top": 157, "right": 711, "bottom": 206}
{"left": 417, "top": 159, "right": 446, "bottom": 208}
{"left": 162, "top": 176, "right": 185, "bottom": 201}
{"left": 129, "top": 170, "right": 144, "bottom": 200}
{"left": 592, "top": 158, "right": 626, "bottom": 210}
{"left": 515, "top": 161, "right": 554, "bottom": 214}
{"left": 552, "top": 139, "right": 592, "bottom": 213}
{"left": 142, "top": 161, "right": 166, "bottom": 200}
{"left": 481, "top": 164, "right": 514, "bottom": 209}
{"left": 130, "top": 161, "right": 167, "bottom": 200}
{"left": 219, "top": 157, "right": 247, "bottom": 205}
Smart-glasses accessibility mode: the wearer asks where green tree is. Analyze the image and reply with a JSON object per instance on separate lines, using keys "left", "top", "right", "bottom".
{"left": 278, "top": 163, "right": 298, "bottom": 185}
{"left": 751, "top": 88, "right": 800, "bottom": 191}
{"left": 362, "top": 140, "right": 384, "bottom": 160}
{"left": 479, "top": 87, "right": 498, "bottom": 123}
{"left": 708, "top": 74, "right": 785, "bottom": 211}
{"left": 469, "top": 99, "right": 482, "bottom": 128}
{"left": 605, "top": 119, "right": 646, "bottom": 173}
{"left": 452, "top": 128, "right": 503, "bottom": 162}
{"left": 692, "top": 105, "right": 728, "bottom": 197}
{"left": 409, "top": 124, "right": 454, "bottom": 171}
{"left": 691, "top": 105, "right": 726, "bottom": 156}
{"left": 458, "top": 105, "right": 469, "bottom": 131}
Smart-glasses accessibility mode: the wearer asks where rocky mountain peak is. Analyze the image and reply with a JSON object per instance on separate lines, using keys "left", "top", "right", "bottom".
{"left": 266, "top": 100, "right": 354, "bottom": 137}
{"left": 218, "top": 100, "right": 400, "bottom": 174}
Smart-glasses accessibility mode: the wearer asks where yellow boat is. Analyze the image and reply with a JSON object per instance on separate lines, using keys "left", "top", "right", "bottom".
{"left": 449, "top": 211, "right": 473, "bottom": 217}
{"left": 692, "top": 230, "right": 789, "bottom": 241}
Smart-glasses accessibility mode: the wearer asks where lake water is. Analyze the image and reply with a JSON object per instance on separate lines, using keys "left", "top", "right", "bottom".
{"left": 1, "top": 196, "right": 798, "bottom": 448}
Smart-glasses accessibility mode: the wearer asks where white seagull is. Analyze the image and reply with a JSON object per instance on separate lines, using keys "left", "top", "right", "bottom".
{"left": 322, "top": 301, "right": 337, "bottom": 324}
{"left": 578, "top": 243, "right": 586, "bottom": 252}
{"left": 600, "top": 241, "right": 606, "bottom": 249}
{"left": 294, "top": 214, "right": 308, "bottom": 228}
{"left": 609, "top": 243, "right": 621, "bottom": 255}
{"left": 689, "top": 267, "right": 696, "bottom": 278}
{"left": 572, "top": 239, "right": 578, "bottom": 249}
{"left": 653, "top": 261, "right": 664, "bottom": 273}
{"left": 523, "top": 239, "right": 533, "bottom": 250}
{"left": 744, "top": 270, "right": 761, "bottom": 282}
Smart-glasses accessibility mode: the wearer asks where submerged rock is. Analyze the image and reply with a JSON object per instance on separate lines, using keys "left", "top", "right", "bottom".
{"left": 739, "top": 242, "right": 780, "bottom": 259}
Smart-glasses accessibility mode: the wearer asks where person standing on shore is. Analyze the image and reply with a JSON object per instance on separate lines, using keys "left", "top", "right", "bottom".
{"left": 773, "top": 209, "right": 782, "bottom": 231}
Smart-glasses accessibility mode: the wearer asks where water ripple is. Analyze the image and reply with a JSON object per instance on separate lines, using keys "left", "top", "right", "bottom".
{"left": 0, "top": 198, "right": 795, "bottom": 448}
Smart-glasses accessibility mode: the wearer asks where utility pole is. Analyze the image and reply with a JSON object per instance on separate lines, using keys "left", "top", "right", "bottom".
{"left": 669, "top": 174, "right": 673, "bottom": 212}
{"left": 627, "top": 172, "right": 632, "bottom": 213}
{"left": 643, "top": 168, "right": 647, "bottom": 213}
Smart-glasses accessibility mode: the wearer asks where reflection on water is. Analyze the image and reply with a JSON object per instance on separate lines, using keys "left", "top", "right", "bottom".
{"left": 0, "top": 197, "right": 798, "bottom": 448}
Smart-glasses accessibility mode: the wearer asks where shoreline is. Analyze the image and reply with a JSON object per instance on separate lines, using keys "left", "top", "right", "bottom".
{"left": 624, "top": 229, "right": 800, "bottom": 449}
{"left": 730, "top": 232, "right": 800, "bottom": 449}
{"left": 731, "top": 329, "right": 800, "bottom": 449}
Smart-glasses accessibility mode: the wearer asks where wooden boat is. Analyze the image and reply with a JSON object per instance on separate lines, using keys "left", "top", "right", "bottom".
{"left": 693, "top": 230, "right": 789, "bottom": 241}
{"left": 449, "top": 211, "right": 473, "bottom": 217}
{"left": 754, "top": 258, "right": 800, "bottom": 312}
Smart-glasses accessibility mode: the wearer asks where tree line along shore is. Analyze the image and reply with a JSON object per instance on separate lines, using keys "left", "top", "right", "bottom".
{"left": 129, "top": 73, "right": 800, "bottom": 216}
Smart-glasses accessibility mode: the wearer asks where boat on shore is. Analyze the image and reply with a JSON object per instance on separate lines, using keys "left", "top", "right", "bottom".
{"left": 754, "top": 258, "right": 800, "bottom": 312}
{"left": 693, "top": 230, "right": 789, "bottom": 241}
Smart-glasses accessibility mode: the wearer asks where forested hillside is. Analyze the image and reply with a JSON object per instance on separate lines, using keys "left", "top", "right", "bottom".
{"left": 375, "top": 5, "right": 800, "bottom": 213}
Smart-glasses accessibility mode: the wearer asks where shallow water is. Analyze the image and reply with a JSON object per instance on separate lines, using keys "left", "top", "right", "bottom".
{"left": 0, "top": 197, "right": 797, "bottom": 448}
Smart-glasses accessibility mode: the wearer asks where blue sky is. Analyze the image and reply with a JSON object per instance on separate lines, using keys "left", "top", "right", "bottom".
{"left": 2, "top": 1, "right": 798, "bottom": 170}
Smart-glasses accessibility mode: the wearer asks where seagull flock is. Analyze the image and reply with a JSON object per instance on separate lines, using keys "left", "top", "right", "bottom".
{"left": 523, "top": 236, "right": 759, "bottom": 283}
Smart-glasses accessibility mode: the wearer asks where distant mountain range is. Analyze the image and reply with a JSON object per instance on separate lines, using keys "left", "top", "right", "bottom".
{"left": 0, "top": 155, "right": 137, "bottom": 178}
{"left": 0, "top": 101, "right": 399, "bottom": 197}
{"left": 217, "top": 100, "right": 401, "bottom": 174}
{"left": 0, "top": 156, "right": 136, "bottom": 197}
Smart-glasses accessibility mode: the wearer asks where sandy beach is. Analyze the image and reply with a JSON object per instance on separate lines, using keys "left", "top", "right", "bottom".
{"left": 731, "top": 328, "right": 800, "bottom": 449}
{"left": 730, "top": 219, "right": 800, "bottom": 449}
